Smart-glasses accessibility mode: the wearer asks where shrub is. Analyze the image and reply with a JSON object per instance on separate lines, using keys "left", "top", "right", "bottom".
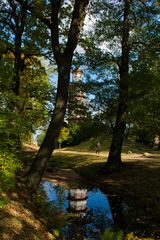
{"left": 102, "top": 230, "right": 123, "bottom": 240}
{"left": 0, "top": 148, "right": 22, "bottom": 190}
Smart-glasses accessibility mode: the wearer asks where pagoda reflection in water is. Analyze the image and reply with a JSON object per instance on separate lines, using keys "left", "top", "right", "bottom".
{"left": 42, "top": 181, "right": 114, "bottom": 240}
{"left": 67, "top": 189, "right": 88, "bottom": 216}
{"left": 63, "top": 188, "right": 91, "bottom": 240}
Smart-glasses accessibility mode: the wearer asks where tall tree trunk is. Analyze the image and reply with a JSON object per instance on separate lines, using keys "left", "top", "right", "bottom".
{"left": 10, "top": 39, "right": 22, "bottom": 147}
{"left": 26, "top": 63, "right": 71, "bottom": 190}
{"left": 12, "top": 38, "right": 22, "bottom": 95}
{"left": 11, "top": 2, "right": 27, "bottom": 96}
{"left": 107, "top": 0, "right": 131, "bottom": 169}
{"left": 21, "top": 0, "right": 90, "bottom": 191}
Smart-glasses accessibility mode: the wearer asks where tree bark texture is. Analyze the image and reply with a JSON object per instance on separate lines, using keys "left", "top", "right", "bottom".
{"left": 10, "top": 2, "right": 27, "bottom": 95}
{"left": 107, "top": 0, "right": 131, "bottom": 169}
{"left": 12, "top": 37, "right": 22, "bottom": 95}
{"left": 26, "top": 64, "right": 71, "bottom": 189}
{"left": 24, "top": 0, "right": 89, "bottom": 190}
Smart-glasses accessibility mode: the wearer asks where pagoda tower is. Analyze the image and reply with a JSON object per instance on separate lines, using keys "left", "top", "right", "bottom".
{"left": 68, "top": 68, "right": 88, "bottom": 123}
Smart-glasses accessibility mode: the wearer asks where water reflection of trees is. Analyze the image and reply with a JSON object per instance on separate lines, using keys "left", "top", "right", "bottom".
{"left": 42, "top": 182, "right": 115, "bottom": 239}
{"left": 50, "top": 184, "right": 67, "bottom": 210}
{"left": 63, "top": 188, "right": 113, "bottom": 239}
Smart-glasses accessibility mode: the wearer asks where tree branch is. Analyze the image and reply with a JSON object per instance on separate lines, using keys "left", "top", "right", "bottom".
{"left": 16, "top": 0, "right": 51, "bottom": 28}
{"left": 138, "top": 0, "right": 148, "bottom": 10}
{"left": 64, "top": 0, "right": 89, "bottom": 58}
{"left": 50, "top": 0, "right": 62, "bottom": 66}
{"left": 0, "top": 18, "right": 16, "bottom": 34}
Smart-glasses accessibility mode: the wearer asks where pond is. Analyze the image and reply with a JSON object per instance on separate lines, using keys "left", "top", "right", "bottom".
{"left": 42, "top": 181, "right": 122, "bottom": 240}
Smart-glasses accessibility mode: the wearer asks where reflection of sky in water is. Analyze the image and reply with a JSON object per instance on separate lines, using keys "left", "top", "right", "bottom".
{"left": 42, "top": 181, "right": 114, "bottom": 239}
{"left": 87, "top": 188, "right": 112, "bottom": 218}
{"left": 43, "top": 181, "right": 69, "bottom": 210}
{"left": 87, "top": 189, "right": 113, "bottom": 230}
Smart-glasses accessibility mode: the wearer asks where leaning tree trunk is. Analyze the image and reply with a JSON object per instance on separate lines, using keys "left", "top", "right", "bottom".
{"left": 107, "top": 0, "right": 131, "bottom": 169}
{"left": 26, "top": 63, "right": 71, "bottom": 189}
{"left": 12, "top": 5, "right": 27, "bottom": 96}
{"left": 22, "top": 0, "right": 90, "bottom": 191}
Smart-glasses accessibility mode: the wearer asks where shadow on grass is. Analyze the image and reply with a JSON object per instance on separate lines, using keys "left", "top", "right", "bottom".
{"left": 0, "top": 189, "right": 52, "bottom": 240}
{"left": 48, "top": 152, "right": 160, "bottom": 238}
{"left": 0, "top": 216, "right": 42, "bottom": 240}
{"left": 86, "top": 161, "right": 160, "bottom": 237}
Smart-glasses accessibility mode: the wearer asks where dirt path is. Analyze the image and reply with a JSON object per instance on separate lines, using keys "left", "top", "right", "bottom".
{"left": 43, "top": 168, "right": 85, "bottom": 187}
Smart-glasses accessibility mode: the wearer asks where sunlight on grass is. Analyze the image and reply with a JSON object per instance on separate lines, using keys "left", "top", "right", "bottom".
{"left": 50, "top": 152, "right": 106, "bottom": 170}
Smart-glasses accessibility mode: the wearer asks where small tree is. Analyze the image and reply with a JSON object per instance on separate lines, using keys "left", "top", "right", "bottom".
{"left": 57, "top": 127, "right": 70, "bottom": 150}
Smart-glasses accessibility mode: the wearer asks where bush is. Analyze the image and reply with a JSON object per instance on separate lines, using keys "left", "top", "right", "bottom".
{"left": 135, "top": 128, "right": 154, "bottom": 146}
{"left": 69, "top": 121, "right": 94, "bottom": 145}
{"left": 102, "top": 230, "right": 123, "bottom": 240}
{"left": 0, "top": 148, "right": 22, "bottom": 190}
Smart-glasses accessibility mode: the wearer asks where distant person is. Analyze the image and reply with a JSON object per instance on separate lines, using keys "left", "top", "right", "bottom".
{"left": 95, "top": 142, "right": 100, "bottom": 156}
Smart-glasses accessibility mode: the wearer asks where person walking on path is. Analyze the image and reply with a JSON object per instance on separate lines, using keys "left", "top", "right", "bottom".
{"left": 95, "top": 142, "right": 100, "bottom": 156}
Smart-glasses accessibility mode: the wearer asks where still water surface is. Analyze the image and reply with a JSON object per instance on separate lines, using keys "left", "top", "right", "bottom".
{"left": 42, "top": 181, "right": 115, "bottom": 239}
{"left": 41, "top": 181, "right": 160, "bottom": 239}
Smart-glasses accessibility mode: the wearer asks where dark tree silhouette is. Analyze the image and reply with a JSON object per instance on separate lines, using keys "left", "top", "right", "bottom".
{"left": 107, "top": 0, "right": 131, "bottom": 169}
{"left": 17, "top": 0, "right": 90, "bottom": 190}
